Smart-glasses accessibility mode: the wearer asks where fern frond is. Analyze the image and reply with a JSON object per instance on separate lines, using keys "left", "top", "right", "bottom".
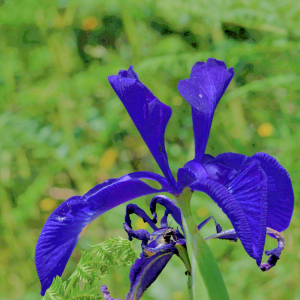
{"left": 66, "top": 283, "right": 102, "bottom": 300}
{"left": 70, "top": 251, "right": 98, "bottom": 284}
{"left": 90, "top": 235, "right": 138, "bottom": 269}
{"left": 42, "top": 276, "right": 66, "bottom": 300}
{"left": 42, "top": 236, "right": 138, "bottom": 299}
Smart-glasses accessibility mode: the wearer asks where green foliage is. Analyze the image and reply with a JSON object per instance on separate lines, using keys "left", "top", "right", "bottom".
{"left": 42, "top": 278, "right": 102, "bottom": 300}
{"left": 42, "top": 236, "right": 138, "bottom": 300}
{"left": 0, "top": 0, "right": 299, "bottom": 299}
{"left": 66, "top": 283, "right": 102, "bottom": 300}
{"left": 177, "top": 190, "right": 230, "bottom": 300}
{"left": 72, "top": 236, "right": 138, "bottom": 284}
{"left": 42, "top": 277, "right": 66, "bottom": 300}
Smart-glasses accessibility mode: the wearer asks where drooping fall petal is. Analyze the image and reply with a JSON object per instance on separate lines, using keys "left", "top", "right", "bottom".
{"left": 252, "top": 152, "right": 294, "bottom": 232}
{"left": 35, "top": 172, "right": 168, "bottom": 295}
{"left": 191, "top": 158, "right": 268, "bottom": 265}
{"left": 212, "top": 152, "right": 294, "bottom": 233}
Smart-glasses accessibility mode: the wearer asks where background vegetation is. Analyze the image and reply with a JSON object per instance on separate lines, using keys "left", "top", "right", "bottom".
{"left": 0, "top": 0, "right": 299, "bottom": 299}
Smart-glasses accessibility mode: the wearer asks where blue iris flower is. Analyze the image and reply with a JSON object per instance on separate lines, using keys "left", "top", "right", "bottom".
{"left": 35, "top": 58, "right": 294, "bottom": 296}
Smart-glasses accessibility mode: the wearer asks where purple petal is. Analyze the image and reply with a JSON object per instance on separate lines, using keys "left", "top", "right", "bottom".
{"left": 126, "top": 247, "right": 174, "bottom": 300}
{"left": 108, "top": 67, "right": 177, "bottom": 193}
{"left": 184, "top": 158, "right": 237, "bottom": 185}
{"left": 160, "top": 209, "right": 170, "bottom": 228}
{"left": 253, "top": 153, "right": 294, "bottom": 232}
{"left": 183, "top": 160, "right": 208, "bottom": 179}
{"left": 149, "top": 195, "right": 183, "bottom": 230}
{"left": 205, "top": 229, "right": 239, "bottom": 242}
{"left": 123, "top": 223, "right": 150, "bottom": 248}
{"left": 212, "top": 152, "right": 294, "bottom": 233}
{"left": 117, "top": 171, "right": 171, "bottom": 191}
{"left": 177, "top": 167, "right": 197, "bottom": 191}
{"left": 35, "top": 172, "right": 167, "bottom": 296}
{"left": 125, "top": 204, "right": 158, "bottom": 231}
{"left": 191, "top": 158, "right": 268, "bottom": 265}
{"left": 201, "top": 154, "right": 215, "bottom": 164}
{"left": 198, "top": 216, "right": 222, "bottom": 233}
{"left": 212, "top": 152, "right": 249, "bottom": 173}
{"left": 177, "top": 58, "right": 234, "bottom": 162}
{"left": 260, "top": 227, "right": 285, "bottom": 271}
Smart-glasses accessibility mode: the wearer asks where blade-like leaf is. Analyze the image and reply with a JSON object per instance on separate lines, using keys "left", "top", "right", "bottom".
{"left": 176, "top": 189, "right": 230, "bottom": 300}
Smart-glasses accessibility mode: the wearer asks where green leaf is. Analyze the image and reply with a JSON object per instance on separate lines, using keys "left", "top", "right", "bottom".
{"left": 176, "top": 189, "right": 230, "bottom": 300}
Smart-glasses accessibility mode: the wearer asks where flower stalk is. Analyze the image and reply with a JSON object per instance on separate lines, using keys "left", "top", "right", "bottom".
{"left": 176, "top": 188, "right": 230, "bottom": 300}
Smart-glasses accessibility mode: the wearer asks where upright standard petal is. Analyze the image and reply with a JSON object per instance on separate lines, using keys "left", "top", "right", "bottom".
{"left": 35, "top": 172, "right": 168, "bottom": 295}
{"left": 191, "top": 158, "right": 268, "bottom": 265}
{"left": 108, "top": 66, "right": 177, "bottom": 192}
{"left": 177, "top": 58, "right": 234, "bottom": 162}
{"left": 212, "top": 152, "right": 294, "bottom": 233}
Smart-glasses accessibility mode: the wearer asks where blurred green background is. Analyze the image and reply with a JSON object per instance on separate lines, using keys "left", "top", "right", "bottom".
{"left": 0, "top": 0, "right": 299, "bottom": 299}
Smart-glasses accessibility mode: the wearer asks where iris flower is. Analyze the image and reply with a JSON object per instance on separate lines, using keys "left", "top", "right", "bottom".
{"left": 35, "top": 58, "right": 294, "bottom": 296}
{"left": 100, "top": 197, "right": 287, "bottom": 300}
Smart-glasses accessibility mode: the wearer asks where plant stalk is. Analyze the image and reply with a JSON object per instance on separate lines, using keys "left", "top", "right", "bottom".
{"left": 176, "top": 188, "right": 230, "bottom": 300}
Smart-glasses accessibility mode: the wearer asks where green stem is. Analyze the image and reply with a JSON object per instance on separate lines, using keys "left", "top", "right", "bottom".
{"left": 176, "top": 188, "right": 230, "bottom": 300}
{"left": 187, "top": 274, "right": 193, "bottom": 300}
{"left": 64, "top": 274, "right": 78, "bottom": 297}
{"left": 175, "top": 241, "right": 193, "bottom": 300}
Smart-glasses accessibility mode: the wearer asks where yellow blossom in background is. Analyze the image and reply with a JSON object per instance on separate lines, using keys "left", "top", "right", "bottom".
{"left": 172, "top": 290, "right": 183, "bottom": 300}
{"left": 39, "top": 198, "right": 57, "bottom": 212}
{"left": 258, "top": 123, "right": 273, "bottom": 137}
{"left": 81, "top": 17, "right": 99, "bottom": 31}
{"left": 100, "top": 148, "right": 118, "bottom": 170}
{"left": 135, "top": 218, "right": 148, "bottom": 230}
{"left": 196, "top": 207, "right": 208, "bottom": 218}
